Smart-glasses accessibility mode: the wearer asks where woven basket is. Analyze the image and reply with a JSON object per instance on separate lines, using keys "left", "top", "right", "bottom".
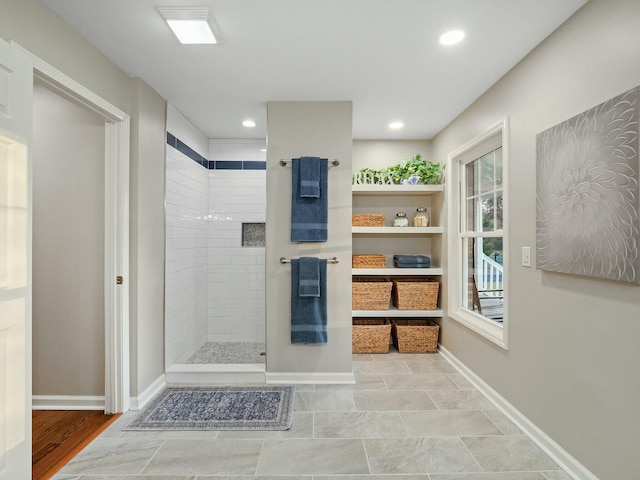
{"left": 353, "top": 254, "right": 386, "bottom": 268}
{"left": 352, "top": 280, "right": 392, "bottom": 310}
{"left": 392, "top": 280, "right": 439, "bottom": 310}
{"left": 352, "top": 319, "right": 391, "bottom": 353}
{"left": 352, "top": 214, "right": 385, "bottom": 227}
{"left": 392, "top": 319, "right": 439, "bottom": 353}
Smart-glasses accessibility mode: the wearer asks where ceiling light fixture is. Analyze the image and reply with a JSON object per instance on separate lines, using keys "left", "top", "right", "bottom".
{"left": 158, "top": 7, "right": 221, "bottom": 44}
{"left": 242, "top": 120, "right": 257, "bottom": 128}
{"left": 439, "top": 30, "right": 465, "bottom": 46}
{"left": 389, "top": 121, "right": 404, "bottom": 130}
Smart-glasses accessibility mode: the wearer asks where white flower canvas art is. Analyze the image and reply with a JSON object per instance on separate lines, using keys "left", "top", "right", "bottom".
{"left": 536, "top": 86, "right": 640, "bottom": 283}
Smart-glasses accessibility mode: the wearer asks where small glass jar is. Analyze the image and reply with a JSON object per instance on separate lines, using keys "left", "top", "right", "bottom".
{"left": 413, "top": 207, "right": 429, "bottom": 227}
{"left": 393, "top": 212, "right": 409, "bottom": 227}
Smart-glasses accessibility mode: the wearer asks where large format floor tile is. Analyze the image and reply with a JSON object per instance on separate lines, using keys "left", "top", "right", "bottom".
{"left": 256, "top": 439, "right": 369, "bottom": 475}
{"left": 57, "top": 439, "right": 163, "bottom": 475}
{"left": 364, "top": 437, "right": 482, "bottom": 474}
{"left": 142, "top": 439, "right": 263, "bottom": 475}
{"left": 401, "top": 410, "right": 504, "bottom": 437}
{"left": 462, "top": 435, "right": 561, "bottom": 472}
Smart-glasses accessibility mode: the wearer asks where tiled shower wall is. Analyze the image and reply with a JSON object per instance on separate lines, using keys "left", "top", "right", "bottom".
{"left": 208, "top": 140, "right": 266, "bottom": 343}
{"left": 165, "top": 106, "right": 209, "bottom": 366}
{"left": 165, "top": 106, "right": 266, "bottom": 365}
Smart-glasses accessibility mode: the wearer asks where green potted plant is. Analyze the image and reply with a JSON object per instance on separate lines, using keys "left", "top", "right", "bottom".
{"left": 353, "top": 154, "right": 443, "bottom": 185}
{"left": 387, "top": 154, "right": 443, "bottom": 184}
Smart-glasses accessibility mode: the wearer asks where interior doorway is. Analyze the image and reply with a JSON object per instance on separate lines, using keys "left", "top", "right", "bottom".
{"left": 31, "top": 79, "right": 107, "bottom": 408}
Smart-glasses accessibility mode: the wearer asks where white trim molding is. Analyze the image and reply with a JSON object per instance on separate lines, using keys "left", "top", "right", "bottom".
{"left": 266, "top": 372, "right": 356, "bottom": 385}
{"left": 129, "top": 374, "right": 166, "bottom": 411}
{"left": 32, "top": 395, "right": 105, "bottom": 411}
{"left": 439, "top": 346, "right": 598, "bottom": 480}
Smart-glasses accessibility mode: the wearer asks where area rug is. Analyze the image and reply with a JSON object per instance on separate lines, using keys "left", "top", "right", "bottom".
{"left": 124, "top": 385, "right": 295, "bottom": 431}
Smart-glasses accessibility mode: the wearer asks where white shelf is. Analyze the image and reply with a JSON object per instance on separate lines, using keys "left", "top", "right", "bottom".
{"left": 352, "top": 308, "right": 444, "bottom": 318}
{"left": 352, "top": 226, "right": 443, "bottom": 234}
{"left": 352, "top": 267, "right": 443, "bottom": 276}
{"left": 352, "top": 184, "right": 443, "bottom": 195}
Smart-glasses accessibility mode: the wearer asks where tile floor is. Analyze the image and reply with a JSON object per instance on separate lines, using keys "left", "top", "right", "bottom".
{"left": 53, "top": 349, "right": 570, "bottom": 480}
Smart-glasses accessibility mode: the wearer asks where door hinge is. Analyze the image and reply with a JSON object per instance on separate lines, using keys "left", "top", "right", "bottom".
{"left": 116, "top": 276, "right": 123, "bottom": 285}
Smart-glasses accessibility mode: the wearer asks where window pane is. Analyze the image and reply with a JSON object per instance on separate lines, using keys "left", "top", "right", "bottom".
{"left": 463, "top": 236, "right": 504, "bottom": 322}
{"left": 466, "top": 198, "right": 478, "bottom": 232}
{"left": 495, "top": 190, "right": 503, "bottom": 230}
{"left": 481, "top": 194, "right": 494, "bottom": 232}
{"left": 479, "top": 152, "right": 494, "bottom": 194}
{"left": 466, "top": 161, "right": 477, "bottom": 197}
{"left": 495, "top": 147, "right": 503, "bottom": 187}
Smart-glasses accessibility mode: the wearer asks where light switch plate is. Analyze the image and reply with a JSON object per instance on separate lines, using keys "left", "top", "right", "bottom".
{"left": 522, "top": 246, "right": 531, "bottom": 267}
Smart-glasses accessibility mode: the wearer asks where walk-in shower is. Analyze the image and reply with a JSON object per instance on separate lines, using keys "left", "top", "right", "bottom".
{"left": 164, "top": 106, "right": 266, "bottom": 382}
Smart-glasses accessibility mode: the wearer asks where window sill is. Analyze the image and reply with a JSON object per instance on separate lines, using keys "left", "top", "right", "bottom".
{"left": 449, "top": 308, "right": 508, "bottom": 350}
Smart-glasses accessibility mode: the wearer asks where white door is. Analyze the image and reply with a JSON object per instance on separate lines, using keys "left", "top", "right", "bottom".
{"left": 0, "top": 39, "right": 33, "bottom": 480}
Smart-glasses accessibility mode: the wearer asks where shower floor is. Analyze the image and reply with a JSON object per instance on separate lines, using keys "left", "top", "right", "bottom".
{"left": 187, "top": 342, "right": 265, "bottom": 364}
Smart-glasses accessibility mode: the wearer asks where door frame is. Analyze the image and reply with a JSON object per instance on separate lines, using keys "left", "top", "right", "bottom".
{"left": 14, "top": 43, "right": 130, "bottom": 413}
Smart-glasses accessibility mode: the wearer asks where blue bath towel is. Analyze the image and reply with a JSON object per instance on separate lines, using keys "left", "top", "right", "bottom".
{"left": 291, "top": 258, "right": 327, "bottom": 344}
{"left": 298, "top": 256, "right": 320, "bottom": 297}
{"left": 291, "top": 157, "right": 328, "bottom": 242}
{"left": 299, "top": 157, "right": 321, "bottom": 198}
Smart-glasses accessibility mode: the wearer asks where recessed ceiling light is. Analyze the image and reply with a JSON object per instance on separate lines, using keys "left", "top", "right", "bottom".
{"left": 439, "top": 30, "right": 465, "bottom": 46}
{"left": 389, "top": 121, "right": 404, "bottom": 130}
{"left": 242, "top": 120, "right": 257, "bottom": 128}
{"left": 158, "top": 7, "right": 221, "bottom": 45}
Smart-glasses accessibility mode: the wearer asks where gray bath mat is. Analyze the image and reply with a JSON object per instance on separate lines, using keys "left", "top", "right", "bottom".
{"left": 124, "top": 385, "right": 295, "bottom": 431}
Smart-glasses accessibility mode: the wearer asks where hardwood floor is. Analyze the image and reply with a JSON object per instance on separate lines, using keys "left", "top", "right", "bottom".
{"left": 32, "top": 410, "right": 120, "bottom": 480}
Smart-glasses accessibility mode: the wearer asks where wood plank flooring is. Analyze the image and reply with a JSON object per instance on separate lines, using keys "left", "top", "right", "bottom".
{"left": 32, "top": 410, "right": 120, "bottom": 480}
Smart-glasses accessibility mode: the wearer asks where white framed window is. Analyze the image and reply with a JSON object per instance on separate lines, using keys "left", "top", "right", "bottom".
{"left": 447, "top": 119, "right": 509, "bottom": 349}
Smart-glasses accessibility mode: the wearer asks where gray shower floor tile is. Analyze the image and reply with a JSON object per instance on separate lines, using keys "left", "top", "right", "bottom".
{"left": 187, "top": 341, "right": 265, "bottom": 364}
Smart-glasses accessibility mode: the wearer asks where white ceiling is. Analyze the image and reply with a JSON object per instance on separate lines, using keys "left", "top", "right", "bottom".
{"left": 38, "top": 0, "right": 587, "bottom": 140}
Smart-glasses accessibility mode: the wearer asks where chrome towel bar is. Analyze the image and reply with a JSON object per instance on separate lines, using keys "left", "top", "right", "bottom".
{"left": 280, "top": 256, "right": 340, "bottom": 264}
{"left": 279, "top": 159, "right": 340, "bottom": 167}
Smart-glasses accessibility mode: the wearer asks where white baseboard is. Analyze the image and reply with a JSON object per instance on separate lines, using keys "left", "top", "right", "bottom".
{"left": 439, "top": 345, "right": 598, "bottom": 480}
{"left": 129, "top": 373, "right": 166, "bottom": 411}
{"left": 32, "top": 395, "right": 105, "bottom": 410}
{"left": 266, "top": 371, "right": 355, "bottom": 384}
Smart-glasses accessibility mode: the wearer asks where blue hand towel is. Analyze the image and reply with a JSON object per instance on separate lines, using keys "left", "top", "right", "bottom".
{"left": 299, "top": 157, "right": 321, "bottom": 198}
{"left": 298, "top": 256, "right": 320, "bottom": 297}
{"left": 291, "top": 157, "right": 328, "bottom": 242}
{"left": 291, "top": 258, "right": 327, "bottom": 344}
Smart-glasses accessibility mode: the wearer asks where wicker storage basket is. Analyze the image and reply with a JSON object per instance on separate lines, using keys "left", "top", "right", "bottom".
{"left": 353, "top": 254, "right": 386, "bottom": 268}
{"left": 392, "top": 319, "right": 439, "bottom": 353}
{"left": 352, "top": 214, "right": 385, "bottom": 227}
{"left": 352, "top": 280, "right": 392, "bottom": 310}
{"left": 352, "top": 319, "right": 391, "bottom": 353}
{"left": 392, "top": 280, "right": 439, "bottom": 310}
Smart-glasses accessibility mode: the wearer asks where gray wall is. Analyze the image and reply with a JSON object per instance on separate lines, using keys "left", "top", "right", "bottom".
{"left": 266, "top": 101, "right": 353, "bottom": 377}
{"left": 430, "top": 0, "right": 640, "bottom": 478}
{"left": 352, "top": 140, "right": 432, "bottom": 171}
{"left": 1, "top": 0, "right": 166, "bottom": 401}
{"left": 32, "top": 81, "right": 105, "bottom": 396}
{"left": 129, "top": 78, "right": 166, "bottom": 396}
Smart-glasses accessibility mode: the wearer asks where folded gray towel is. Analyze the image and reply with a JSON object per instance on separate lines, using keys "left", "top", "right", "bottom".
{"left": 298, "top": 257, "right": 320, "bottom": 297}
{"left": 393, "top": 255, "right": 431, "bottom": 265}
{"left": 299, "top": 157, "right": 321, "bottom": 198}
{"left": 394, "top": 260, "right": 431, "bottom": 268}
